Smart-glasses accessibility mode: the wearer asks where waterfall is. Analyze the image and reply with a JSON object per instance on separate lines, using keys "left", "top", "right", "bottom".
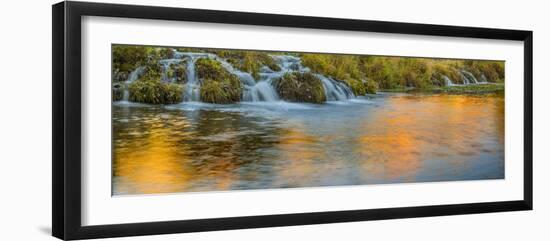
{"left": 159, "top": 59, "right": 184, "bottom": 83}
{"left": 183, "top": 57, "right": 200, "bottom": 102}
{"left": 443, "top": 75, "right": 456, "bottom": 86}
{"left": 211, "top": 56, "right": 256, "bottom": 86}
{"left": 122, "top": 66, "right": 145, "bottom": 101}
{"left": 316, "top": 74, "right": 355, "bottom": 101}
{"left": 461, "top": 70, "right": 479, "bottom": 84}
{"left": 143, "top": 50, "right": 357, "bottom": 104}
{"left": 479, "top": 74, "right": 489, "bottom": 83}
{"left": 247, "top": 80, "right": 280, "bottom": 102}
{"left": 444, "top": 71, "right": 486, "bottom": 87}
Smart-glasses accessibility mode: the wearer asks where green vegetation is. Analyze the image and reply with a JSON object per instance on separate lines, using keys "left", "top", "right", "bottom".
{"left": 128, "top": 71, "right": 184, "bottom": 104}
{"left": 195, "top": 58, "right": 242, "bottom": 103}
{"left": 300, "top": 54, "right": 504, "bottom": 92}
{"left": 273, "top": 72, "right": 326, "bottom": 103}
{"left": 212, "top": 50, "right": 281, "bottom": 80}
{"left": 113, "top": 45, "right": 506, "bottom": 104}
{"left": 364, "top": 79, "right": 378, "bottom": 94}
{"left": 163, "top": 61, "right": 187, "bottom": 83}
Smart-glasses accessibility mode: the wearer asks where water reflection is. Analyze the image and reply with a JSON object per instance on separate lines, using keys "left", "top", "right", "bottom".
{"left": 112, "top": 94, "right": 504, "bottom": 195}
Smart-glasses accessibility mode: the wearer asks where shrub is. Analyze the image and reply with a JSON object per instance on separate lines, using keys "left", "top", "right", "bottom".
{"left": 274, "top": 72, "right": 326, "bottom": 103}
{"left": 112, "top": 45, "right": 156, "bottom": 74}
{"left": 364, "top": 79, "right": 378, "bottom": 94}
{"left": 340, "top": 78, "right": 366, "bottom": 96}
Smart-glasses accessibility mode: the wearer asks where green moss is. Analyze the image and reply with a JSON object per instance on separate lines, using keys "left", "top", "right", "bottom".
{"left": 195, "top": 58, "right": 242, "bottom": 103}
{"left": 128, "top": 72, "right": 184, "bottom": 104}
{"left": 273, "top": 72, "right": 326, "bottom": 103}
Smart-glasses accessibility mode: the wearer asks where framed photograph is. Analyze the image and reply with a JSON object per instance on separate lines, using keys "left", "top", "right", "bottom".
{"left": 52, "top": 1, "right": 533, "bottom": 240}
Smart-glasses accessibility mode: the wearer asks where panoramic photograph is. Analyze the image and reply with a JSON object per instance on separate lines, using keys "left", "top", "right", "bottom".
{"left": 111, "top": 44, "right": 505, "bottom": 195}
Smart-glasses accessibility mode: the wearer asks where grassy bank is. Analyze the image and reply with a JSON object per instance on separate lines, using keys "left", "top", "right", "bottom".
{"left": 380, "top": 83, "right": 504, "bottom": 94}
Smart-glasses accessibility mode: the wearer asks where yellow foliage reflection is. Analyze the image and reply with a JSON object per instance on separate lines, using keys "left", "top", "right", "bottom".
{"left": 357, "top": 95, "right": 504, "bottom": 181}
{"left": 113, "top": 122, "right": 192, "bottom": 194}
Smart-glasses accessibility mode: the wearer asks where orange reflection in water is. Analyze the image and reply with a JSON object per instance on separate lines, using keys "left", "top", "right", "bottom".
{"left": 357, "top": 94, "right": 504, "bottom": 181}
{"left": 113, "top": 122, "right": 192, "bottom": 194}
{"left": 274, "top": 125, "right": 323, "bottom": 187}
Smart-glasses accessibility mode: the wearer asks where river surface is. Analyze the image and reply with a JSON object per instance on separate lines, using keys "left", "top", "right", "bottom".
{"left": 112, "top": 93, "right": 504, "bottom": 195}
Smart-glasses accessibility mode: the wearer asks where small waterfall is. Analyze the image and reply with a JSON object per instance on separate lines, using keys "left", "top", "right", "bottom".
{"left": 316, "top": 74, "right": 355, "bottom": 101}
{"left": 461, "top": 70, "right": 478, "bottom": 84}
{"left": 211, "top": 56, "right": 256, "bottom": 86}
{"left": 183, "top": 57, "right": 200, "bottom": 102}
{"left": 159, "top": 59, "right": 184, "bottom": 83}
{"left": 443, "top": 75, "right": 456, "bottom": 86}
{"left": 247, "top": 80, "right": 280, "bottom": 101}
{"left": 479, "top": 74, "right": 489, "bottom": 83}
{"left": 122, "top": 66, "right": 145, "bottom": 101}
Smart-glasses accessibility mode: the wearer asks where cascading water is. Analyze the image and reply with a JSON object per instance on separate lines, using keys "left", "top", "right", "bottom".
{"left": 183, "top": 57, "right": 200, "bottom": 101}
{"left": 461, "top": 70, "right": 478, "bottom": 84}
{"left": 122, "top": 66, "right": 145, "bottom": 101}
{"left": 315, "top": 74, "right": 355, "bottom": 101}
{"left": 247, "top": 80, "right": 280, "bottom": 102}
{"left": 241, "top": 55, "right": 298, "bottom": 102}
{"left": 479, "top": 74, "right": 489, "bottom": 84}
{"left": 144, "top": 49, "right": 357, "bottom": 104}
{"left": 159, "top": 59, "right": 184, "bottom": 83}
{"left": 443, "top": 70, "right": 490, "bottom": 87}
{"left": 443, "top": 75, "right": 456, "bottom": 87}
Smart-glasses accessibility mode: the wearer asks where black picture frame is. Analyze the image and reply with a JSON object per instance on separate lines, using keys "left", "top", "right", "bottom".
{"left": 52, "top": 1, "right": 533, "bottom": 240}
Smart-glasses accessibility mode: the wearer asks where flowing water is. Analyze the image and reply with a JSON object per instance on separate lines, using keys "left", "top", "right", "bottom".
{"left": 112, "top": 93, "right": 504, "bottom": 195}
{"left": 122, "top": 66, "right": 145, "bottom": 101}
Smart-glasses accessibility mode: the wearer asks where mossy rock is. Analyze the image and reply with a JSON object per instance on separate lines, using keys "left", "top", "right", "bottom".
{"left": 112, "top": 69, "right": 128, "bottom": 82}
{"left": 200, "top": 78, "right": 242, "bottom": 104}
{"left": 128, "top": 73, "right": 183, "bottom": 104}
{"left": 174, "top": 63, "right": 187, "bottom": 83}
{"left": 195, "top": 58, "right": 243, "bottom": 103}
{"left": 273, "top": 72, "right": 326, "bottom": 103}
{"left": 196, "top": 58, "right": 226, "bottom": 80}
{"left": 112, "top": 82, "right": 123, "bottom": 101}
